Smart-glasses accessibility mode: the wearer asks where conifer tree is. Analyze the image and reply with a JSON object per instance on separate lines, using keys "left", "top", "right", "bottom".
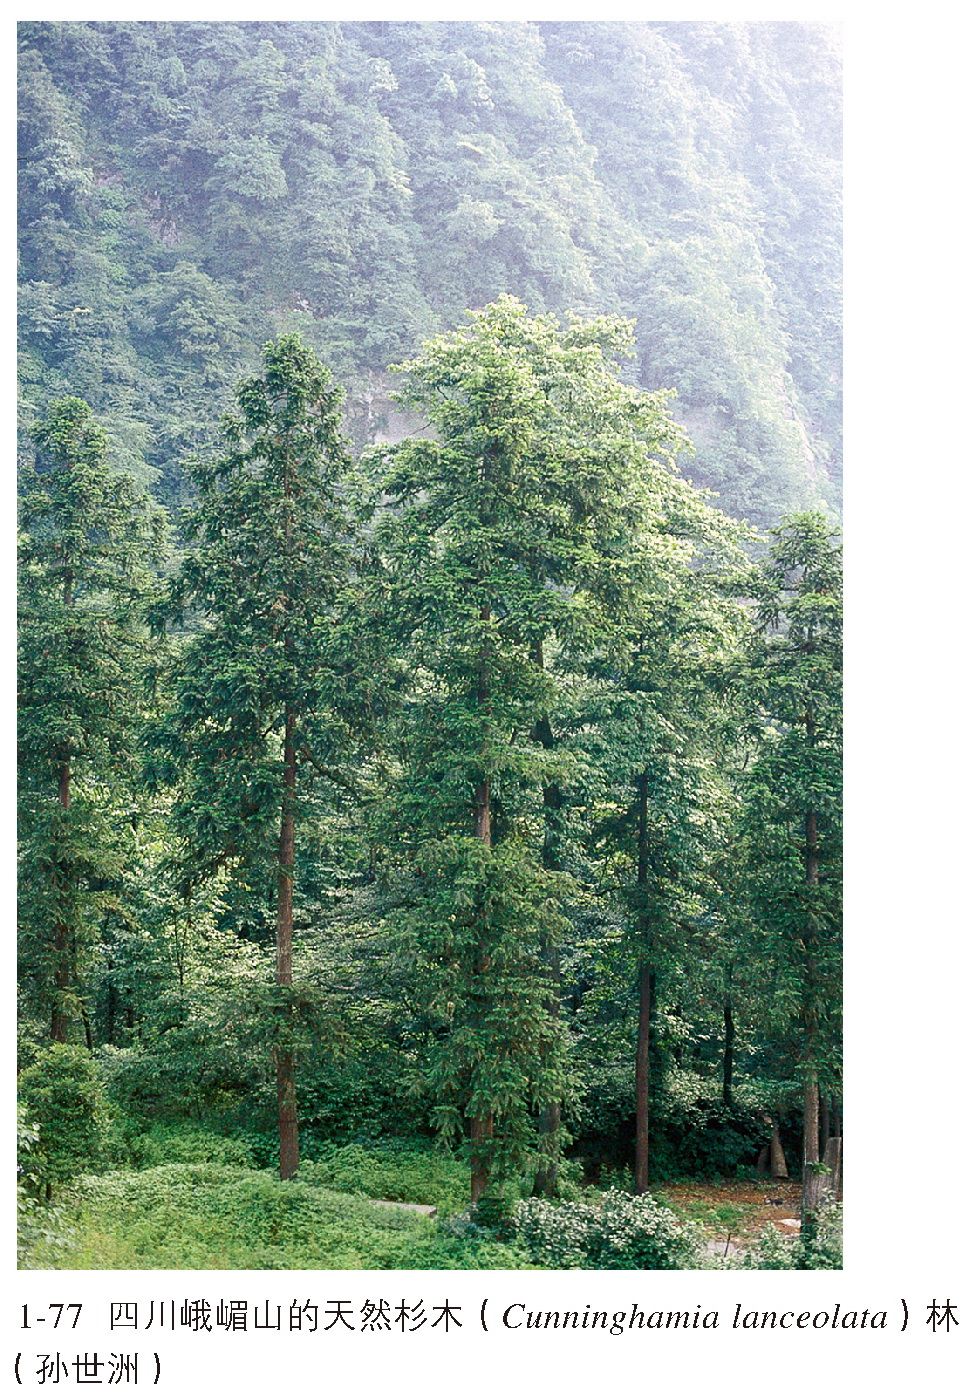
{"left": 577, "top": 469, "right": 749, "bottom": 1190}
{"left": 18, "top": 397, "right": 163, "bottom": 1043}
{"left": 743, "top": 512, "right": 842, "bottom": 1223}
{"left": 150, "top": 335, "right": 353, "bottom": 1180}
{"left": 372, "top": 296, "right": 705, "bottom": 1201}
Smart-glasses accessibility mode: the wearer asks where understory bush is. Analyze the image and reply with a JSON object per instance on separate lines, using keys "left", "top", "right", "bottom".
{"left": 18, "top": 1045, "right": 108, "bottom": 1192}
{"left": 125, "top": 1124, "right": 256, "bottom": 1170}
{"left": 739, "top": 1204, "right": 842, "bottom": 1270}
{"left": 571, "top": 1063, "right": 776, "bottom": 1181}
{"left": 513, "top": 1188, "right": 706, "bottom": 1269}
{"left": 17, "top": 1106, "right": 74, "bottom": 1265}
{"left": 97, "top": 1040, "right": 260, "bottom": 1127}
{"left": 299, "top": 1142, "right": 469, "bottom": 1215}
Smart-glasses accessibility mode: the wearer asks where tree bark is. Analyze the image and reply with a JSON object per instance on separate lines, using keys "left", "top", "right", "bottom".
{"left": 633, "top": 768, "right": 657, "bottom": 1194}
{"left": 822, "top": 1134, "right": 842, "bottom": 1203}
{"left": 275, "top": 704, "right": 299, "bottom": 1181}
{"left": 820, "top": 1092, "right": 831, "bottom": 1153}
{"left": 467, "top": 603, "right": 495, "bottom": 1201}
{"left": 51, "top": 758, "right": 71, "bottom": 1043}
{"left": 530, "top": 641, "right": 564, "bottom": 1197}
{"left": 805, "top": 808, "right": 819, "bottom": 886}
{"left": 801, "top": 1074, "right": 821, "bottom": 1223}
{"left": 634, "top": 959, "right": 655, "bottom": 1194}
{"left": 474, "top": 777, "right": 491, "bottom": 847}
{"left": 801, "top": 803, "right": 822, "bottom": 1222}
{"left": 722, "top": 984, "right": 735, "bottom": 1108}
{"left": 768, "top": 1117, "right": 788, "bottom": 1178}
{"left": 470, "top": 1113, "right": 493, "bottom": 1205}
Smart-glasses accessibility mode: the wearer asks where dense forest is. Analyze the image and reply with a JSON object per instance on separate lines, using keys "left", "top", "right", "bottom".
{"left": 18, "top": 20, "right": 842, "bottom": 1271}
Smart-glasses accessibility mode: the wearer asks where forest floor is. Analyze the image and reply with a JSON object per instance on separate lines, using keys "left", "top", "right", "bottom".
{"left": 656, "top": 1178, "right": 803, "bottom": 1255}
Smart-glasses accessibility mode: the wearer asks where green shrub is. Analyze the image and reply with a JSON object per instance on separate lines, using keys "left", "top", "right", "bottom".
{"left": 513, "top": 1188, "right": 705, "bottom": 1269}
{"left": 799, "top": 1204, "right": 843, "bottom": 1269}
{"left": 17, "top": 1105, "right": 74, "bottom": 1266}
{"left": 299, "top": 1142, "right": 470, "bottom": 1215}
{"left": 97, "top": 1040, "right": 260, "bottom": 1127}
{"left": 18, "top": 1045, "right": 107, "bottom": 1192}
{"left": 127, "top": 1124, "right": 256, "bottom": 1170}
{"left": 571, "top": 1065, "right": 774, "bottom": 1181}
{"left": 740, "top": 1204, "right": 842, "bottom": 1270}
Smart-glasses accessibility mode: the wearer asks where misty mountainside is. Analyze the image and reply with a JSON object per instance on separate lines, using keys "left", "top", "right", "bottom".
{"left": 18, "top": 19, "right": 840, "bottom": 526}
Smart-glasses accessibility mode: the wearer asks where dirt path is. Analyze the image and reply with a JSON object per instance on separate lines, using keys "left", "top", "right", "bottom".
{"left": 656, "top": 1178, "right": 804, "bottom": 1252}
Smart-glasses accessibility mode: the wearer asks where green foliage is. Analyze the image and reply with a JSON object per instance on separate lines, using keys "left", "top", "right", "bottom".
{"left": 742, "top": 513, "right": 842, "bottom": 1078}
{"left": 740, "top": 1203, "right": 842, "bottom": 1270}
{"left": 125, "top": 1124, "right": 256, "bottom": 1170}
{"left": 373, "top": 296, "right": 703, "bottom": 1190}
{"left": 149, "top": 332, "right": 356, "bottom": 883}
{"left": 21, "top": 1163, "right": 529, "bottom": 1270}
{"left": 18, "top": 1045, "right": 107, "bottom": 1192}
{"left": 300, "top": 1142, "right": 470, "bottom": 1215}
{"left": 18, "top": 20, "right": 839, "bottom": 526}
{"left": 16, "top": 20, "right": 843, "bottom": 1251}
{"left": 513, "top": 1188, "right": 704, "bottom": 1269}
{"left": 17, "top": 1106, "right": 75, "bottom": 1267}
{"left": 651, "top": 1099, "right": 770, "bottom": 1180}
{"left": 18, "top": 395, "right": 164, "bottom": 1040}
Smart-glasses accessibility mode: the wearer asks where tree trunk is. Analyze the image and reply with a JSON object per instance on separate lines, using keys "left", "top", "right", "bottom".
{"left": 51, "top": 758, "right": 71, "bottom": 1043}
{"left": 633, "top": 768, "right": 656, "bottom": 1194}
{"left": 722, "top": 985, "right": 734, "bottom": 1108}
{"left": 800, "top": 1073, "right": 821, "bottom": 1222}
{"left": 801, "top": 804, "right": 822, "bottom": 1223}
{"left": 634, "top": 959, "right": 655, "bottom": 1194}
{"left": 106, "top": 970, "right": 116, "bottom": 1046}
{"left": 530, "top": 644, "right": 564, "bottom": 1196}
{"left": 474, "top": 777, "right": 491, "bottom": 846}
{"left": 468, "top": 604, "right": 495, "bottom": 1201}
{"left": 820, "top": 1092, "right": 831, "bottom": 1153}
{"left": 767, "top": 1117, "right": 788, "bottom": 1178}
{"left": 275, "top": 705, "right": 299, "bottom": 1181}
{"left": 822, "top": 1134, "right": 842, "bottom": 1203}
{"left": 470, "top": 1113, "right": 493, "bottom": 1206}
{"left": 532, "top": 1094, "right": 561, "bottom": 1198}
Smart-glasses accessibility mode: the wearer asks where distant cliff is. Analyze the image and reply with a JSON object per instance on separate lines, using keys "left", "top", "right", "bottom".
{"left": 18, "top": 19, "right": 840, "bottom": 526}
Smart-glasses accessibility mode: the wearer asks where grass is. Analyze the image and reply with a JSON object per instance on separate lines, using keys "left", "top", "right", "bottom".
{"left": 22, "top": 1162, "right": 530, "bottom": 1270}
{"left": 657, "top": 1194, "right": 756, "bottom": 1234}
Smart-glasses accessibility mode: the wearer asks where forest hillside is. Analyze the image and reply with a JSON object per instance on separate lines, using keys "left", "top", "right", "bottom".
{"left": 18, "top": 21, "right": 842, "bottom": 1272}
{"left": 18, "top": 19, "right": 840, "bottom": 526}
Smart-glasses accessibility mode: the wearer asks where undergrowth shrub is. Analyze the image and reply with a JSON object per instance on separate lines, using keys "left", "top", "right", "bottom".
{"left": 299, "top": 1142, "right": 469, "bottom": 1215}
{"left": 126, "top": 1124, "right": 255, "bottom": 1170}
{"left": 513, "top": 1188, "right": 706, "bottom": 1269}
{"left": 17, "top": 1106, "right": 74, "bottom": 1266}
{"left": 97, "top": 1041, "right": 259, "bottom": 1128}
{"left": 740, "top": 1204, "right": 842, "bottom": 1270}
{"left": 18, "top": 1045, "right": 107, "bottom": 1192}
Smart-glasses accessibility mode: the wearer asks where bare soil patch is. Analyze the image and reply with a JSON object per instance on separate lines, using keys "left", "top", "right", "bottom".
{"left": 655, "top": 1178, "right": 804, "bottom": 1250}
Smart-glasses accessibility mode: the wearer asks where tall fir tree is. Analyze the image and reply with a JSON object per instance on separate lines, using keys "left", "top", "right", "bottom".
{"left": 372, "top": 296, "right": 726, "bottom": 1200}
{"left": 577, "top": 466, "right": 749, "bottom": 1190}
{"left": 149, "top": 335, "right": 354, "bottom": 1180}
{"left": 743, "top": 512, "right": 842, "bottom": 1223}
{"left": 18, "top": 397, "right": 164, "bottom": 1044}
